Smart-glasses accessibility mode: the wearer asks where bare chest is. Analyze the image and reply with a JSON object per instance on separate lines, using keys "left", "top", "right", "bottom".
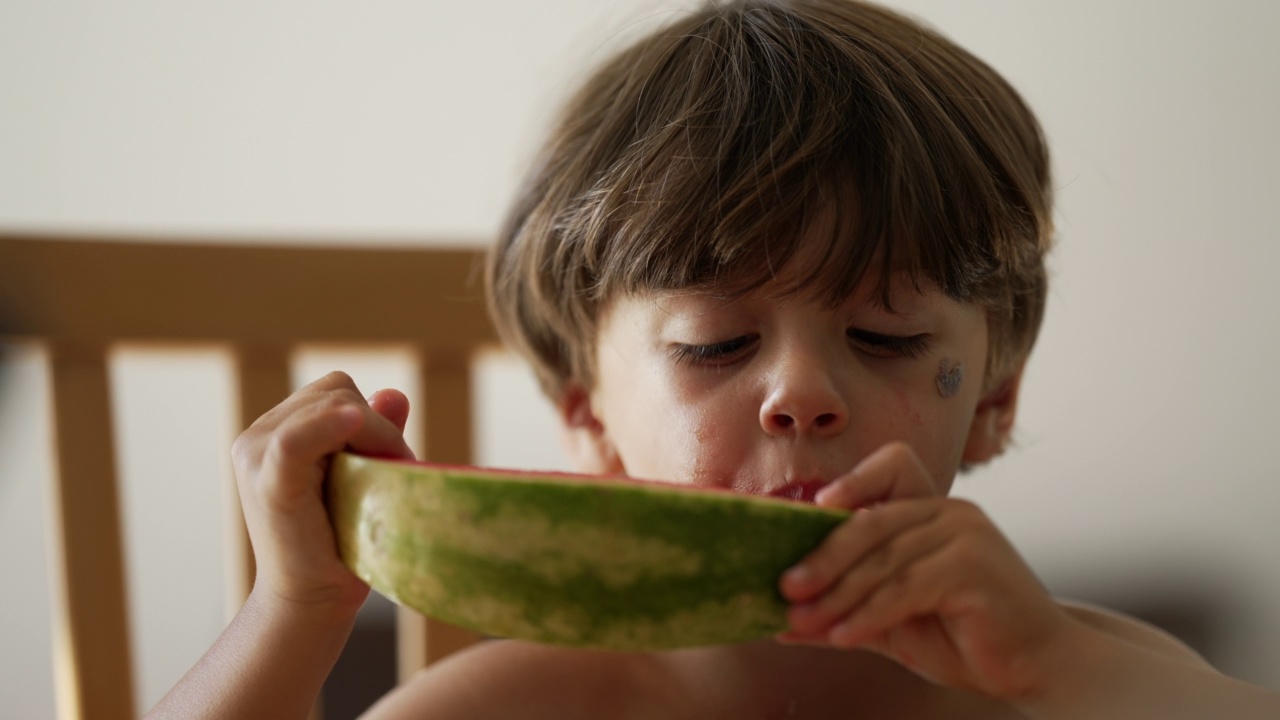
{"left": 619, "top": 648, "right": 1026, "bottom": 720}
{"left": 659, "top": 682, "right": 1024, "bottom": 720}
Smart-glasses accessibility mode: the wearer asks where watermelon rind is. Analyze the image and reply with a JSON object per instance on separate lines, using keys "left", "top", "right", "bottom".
{"left": 326, "top": 452, "right": 848, "bottom": 651}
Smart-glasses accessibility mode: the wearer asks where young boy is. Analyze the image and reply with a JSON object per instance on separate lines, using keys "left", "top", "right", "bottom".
{"left": 148, "top": 1, "right": 1280, "bottom": 717}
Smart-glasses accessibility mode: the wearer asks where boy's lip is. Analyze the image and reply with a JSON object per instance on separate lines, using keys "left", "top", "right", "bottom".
{"left": 766, "top": 479, "right": 832, "bottom": 503}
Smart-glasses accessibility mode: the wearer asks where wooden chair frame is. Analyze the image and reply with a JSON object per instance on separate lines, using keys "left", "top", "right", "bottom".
{"left": 1, "top": 234, "right": 498, "bottom": 720}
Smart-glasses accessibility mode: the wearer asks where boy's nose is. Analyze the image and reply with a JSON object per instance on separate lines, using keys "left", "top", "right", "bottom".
{"left": 758, "top": 374, "right": 849, "bottom": 438}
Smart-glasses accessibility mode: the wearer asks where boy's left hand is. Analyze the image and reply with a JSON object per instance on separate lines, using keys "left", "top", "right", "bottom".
{"left": 777, "top": 441, "right": 1072, "bottom": 701}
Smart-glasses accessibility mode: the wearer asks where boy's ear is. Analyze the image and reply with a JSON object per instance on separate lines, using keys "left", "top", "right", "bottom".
{"left": 557, "top": 383, "right": 624, "bottom": 475}
{"left": 962, "top": 363, "right": 1025, "bottom": 465}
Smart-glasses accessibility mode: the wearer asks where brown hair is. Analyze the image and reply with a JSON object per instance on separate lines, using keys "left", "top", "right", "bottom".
{"left": 487, "top": 0, "right": 1053, "bottom": 400}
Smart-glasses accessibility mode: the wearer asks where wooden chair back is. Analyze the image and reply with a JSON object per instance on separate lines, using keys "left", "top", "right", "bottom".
{"left": 0, "top": 234, "right": 498, "bottom": 720}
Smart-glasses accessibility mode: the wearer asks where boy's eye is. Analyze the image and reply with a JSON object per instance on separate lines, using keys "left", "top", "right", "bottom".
{"left": 670, "top": 335, "right": 758, "bottom": 366}
{"left": 847, "top": 329, "right": 934, "bottom": 359}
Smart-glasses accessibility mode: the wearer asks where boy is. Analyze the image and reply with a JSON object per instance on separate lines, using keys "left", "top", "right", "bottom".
{"left": 149, "top": 1, "right": 1280, "bottom": 717}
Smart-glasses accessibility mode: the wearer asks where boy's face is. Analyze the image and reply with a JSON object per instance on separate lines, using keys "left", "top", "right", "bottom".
{"left": 564, "top": 266, "right": 1011, "bottom": 499}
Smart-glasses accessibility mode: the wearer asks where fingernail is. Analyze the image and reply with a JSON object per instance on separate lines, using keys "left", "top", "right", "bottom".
{"left": 815, "top": 482, "right": 844, "bottom": 505}
{"left": 828, "top": 620, "right": 858, "bottom": 647}
{"left": 782, "top": 566, "right": 812, "bottom": 592}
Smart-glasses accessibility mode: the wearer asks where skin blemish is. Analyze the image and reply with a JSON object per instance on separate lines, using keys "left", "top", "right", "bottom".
{"left": 936, "top": 357, "right": 963, "bottom": 399}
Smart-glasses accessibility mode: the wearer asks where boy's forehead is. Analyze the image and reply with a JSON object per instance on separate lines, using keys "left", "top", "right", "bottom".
{"left": 600, "top": 198, "right": 968, "bottom": 329}
{"left": 642, "top": 273, "right": 948, "bottom": 321}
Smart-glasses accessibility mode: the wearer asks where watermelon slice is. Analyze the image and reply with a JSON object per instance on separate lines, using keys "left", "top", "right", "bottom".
{"left": 326, "top": 452, "right": 848, "bottom": 650}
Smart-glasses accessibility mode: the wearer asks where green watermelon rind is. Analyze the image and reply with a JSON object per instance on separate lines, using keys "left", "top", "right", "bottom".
{"left": 326, "top": 452, "right": 848, "bottom": 651}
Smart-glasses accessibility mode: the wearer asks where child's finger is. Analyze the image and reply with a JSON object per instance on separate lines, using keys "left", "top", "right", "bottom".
{"left": 779, "top": 499, "right": 942, "bottom": 603}
{"left": 367, "top": 388, "right": 410, "bottom": 433}
{"left": 787, "top": 518, "right": 955, "bottom": 636}
{"left": 816, "top": 441, "right": 937, "bottom": 510}
{"left": 253, "top": 399, "right": 365, "bottom": 503}
{"left": 255, "top": 391, "right": 412, "bottom": 502}
{"left": 289, "top": 376, "right": 412, "bottom": 459}
{"left": 263, "top": 399, "right": 364, "bottom": 467}
{"left": 826, "top": 545, "right": 965, "bottom": 649}
{"left": 343, "top": 396, "right": 416, "bottom": 461}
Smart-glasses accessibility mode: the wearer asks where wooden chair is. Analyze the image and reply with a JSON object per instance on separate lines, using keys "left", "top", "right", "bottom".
{"left": 0, "top": 234, "right": 499, "bottom": 720}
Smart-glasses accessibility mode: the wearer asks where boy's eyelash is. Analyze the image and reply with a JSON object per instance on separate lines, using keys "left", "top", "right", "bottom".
{"left": 847, "top": 329, "right": 935, "bottom": 359}
{"left": 670, "top": 335, "right": 758, "bottom": 366}
{"left": 672, "top": 331, "right": 932, "bottom": 365}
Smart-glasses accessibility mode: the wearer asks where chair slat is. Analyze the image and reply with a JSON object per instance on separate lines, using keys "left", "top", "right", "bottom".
{"left": 227, "top": 344, "right": 295, "bottom": 615}
{"left": 233, "top": 344, "right": 327, "bottom": 719}
{"left": 396, "top": 349, "right": 483, "bottom": 682}
{"left": 396, "top": 612, "right": 486, "bottom": 683}
{"left": 46, "top": 341, "right": 135, "bottom": 720}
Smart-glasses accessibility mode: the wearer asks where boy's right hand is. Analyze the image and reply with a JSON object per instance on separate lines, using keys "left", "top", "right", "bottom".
{"left": 231, "top": 371, "right": 416, "bottom": 615}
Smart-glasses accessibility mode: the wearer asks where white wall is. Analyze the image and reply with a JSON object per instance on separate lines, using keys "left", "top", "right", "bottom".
{"left": 3, "top": 0, "right": 1278, "bottom": 716}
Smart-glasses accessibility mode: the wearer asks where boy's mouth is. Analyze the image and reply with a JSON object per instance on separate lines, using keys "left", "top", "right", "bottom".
{"left": 766, "top": 479, "right": 832, "bottom": 504}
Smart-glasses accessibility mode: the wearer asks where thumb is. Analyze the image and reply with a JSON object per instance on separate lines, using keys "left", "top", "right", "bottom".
{"left": 366, "top": 388, "right": 411, "bottom": 434}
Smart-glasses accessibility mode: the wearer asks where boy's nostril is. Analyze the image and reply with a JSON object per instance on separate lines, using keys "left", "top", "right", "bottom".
{"left": 815, "top": 413, "right": 837, "bottom": 427}
{"left": 772, "top": 414, "right": 794, "bottom": 429}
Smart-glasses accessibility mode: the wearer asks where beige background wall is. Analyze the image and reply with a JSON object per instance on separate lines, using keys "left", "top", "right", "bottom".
{"left": 3, "top": 1, "right": 1278, "bottom": 716}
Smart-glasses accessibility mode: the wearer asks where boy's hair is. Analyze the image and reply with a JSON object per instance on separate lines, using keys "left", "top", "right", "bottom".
{"left": 487, "top": 0, "right": 1053, "bottom": 400}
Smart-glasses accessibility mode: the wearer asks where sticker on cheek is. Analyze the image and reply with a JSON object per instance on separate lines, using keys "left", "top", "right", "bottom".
{"left": 936, "top": 357, "right": 963, "bottom": 399}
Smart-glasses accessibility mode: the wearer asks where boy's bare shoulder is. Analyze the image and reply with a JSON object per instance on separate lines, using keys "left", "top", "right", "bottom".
{"left": 1057, "top": 599, "right": 1215, "bottom": 669}
{"left": 359, "top": 639, "right": 673, "bottom": 720}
